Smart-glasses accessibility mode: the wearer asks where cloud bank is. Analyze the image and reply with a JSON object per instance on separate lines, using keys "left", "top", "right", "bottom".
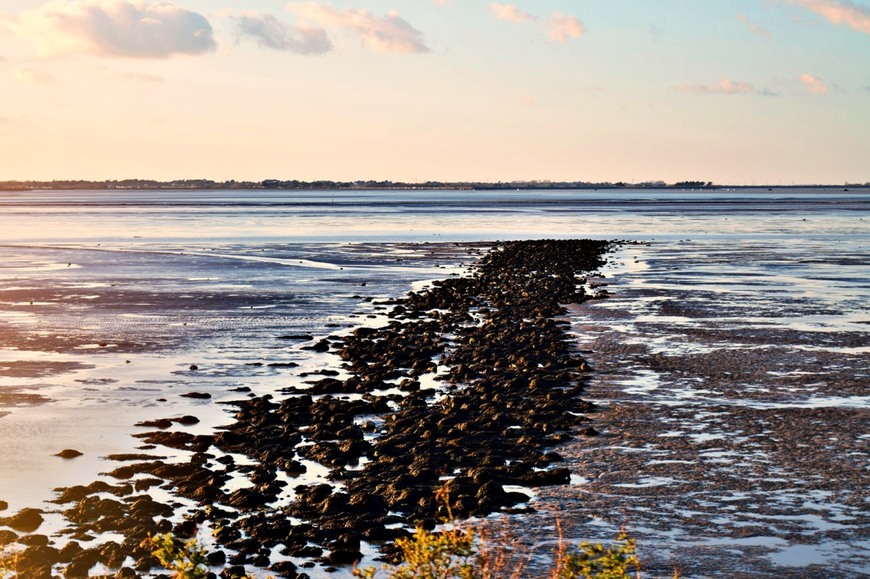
{"left": 233, "top": 12, "right": 331, "bottom": 55}
{"left": 286, "top": 3, "right": 428, "bottom": 53}
{"left": 788, "top": 0, "right": 870, "bottom": 35}
{"left": 675, "top": 79, "right": 770, "bottom": 95}
{"left": 17, "top": 0, "right": 216, "bottom": 58}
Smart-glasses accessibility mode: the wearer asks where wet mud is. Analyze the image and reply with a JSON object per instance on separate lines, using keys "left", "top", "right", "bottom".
{"left": 529, "top": 244, "right": 870, "bottom": 578}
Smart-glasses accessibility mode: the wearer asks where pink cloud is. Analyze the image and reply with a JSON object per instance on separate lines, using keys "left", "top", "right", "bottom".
{"left": 232, "top": 11, "right": 331, "bottom": 55}
{"left": 799, "top": 73, "right": 830, "bottom": 93}
{"left": 16, "top": 0, "right": 216, "bottom": 58}
{"left": 286, "top": 3, "right": 428, "bottom": 53}
{"left": 548, "top": 12, "right": 585, "bottom": 42}
{"left": 490, "top": 3, "right": 536, "bottom": 23}
{"left": 787, "top": 0, "right": 870, "bottom": 35}
{"left": 675, "top": 79, "right": 766, "bottom": 95}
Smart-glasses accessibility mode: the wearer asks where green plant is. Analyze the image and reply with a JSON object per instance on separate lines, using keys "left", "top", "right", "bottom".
{"left": 354, "top": 487, "right": 644, "bottom": 579}
{"left": 0, "top": 548, "right": 19, "bottom": 578}
{"left": 552, "top": 530, "right": 641, "bottom": 579}
{"left": 355, "top": 524, "right": 480, "bottom": 579}
{"left": 142, "top": 532, "right": 210, "bottom": 579}
{"left": 354, "top": 523, "right": 645, "bottom": 579}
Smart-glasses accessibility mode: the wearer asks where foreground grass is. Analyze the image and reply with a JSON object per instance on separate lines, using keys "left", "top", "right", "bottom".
{"left": 350, "top": 489, "right": 646, "bottom": 579}
{"left": 145, "top": 491, "right": 648, "bottom": 579}
{"left": 353, "top": 520, "right": 643, "bottom": 579}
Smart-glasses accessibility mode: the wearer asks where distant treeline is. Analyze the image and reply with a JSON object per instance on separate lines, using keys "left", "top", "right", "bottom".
{"left": 0, "top": 179, "right": 865, "bottom": 191}
{"left": 0, "top": 178, "right": 721, "bottom": 191}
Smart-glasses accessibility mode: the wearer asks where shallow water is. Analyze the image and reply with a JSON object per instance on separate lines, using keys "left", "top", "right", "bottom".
{"left": 0, "top": 187, "right": 867, "bottom": 577}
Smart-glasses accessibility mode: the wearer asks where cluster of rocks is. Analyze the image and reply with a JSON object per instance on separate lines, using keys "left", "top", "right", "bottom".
{"left": 0, "top": 239, "right": 612, "bottom": 578}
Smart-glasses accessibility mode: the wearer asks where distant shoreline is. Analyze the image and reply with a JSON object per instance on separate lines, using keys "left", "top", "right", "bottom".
{"left": 0, "top": 179, "right": 867, "bottom": 192}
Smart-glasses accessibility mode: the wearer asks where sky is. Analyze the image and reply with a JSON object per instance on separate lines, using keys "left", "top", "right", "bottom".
{"left": 1, "top": 0, "right": 869, "bottom": 184}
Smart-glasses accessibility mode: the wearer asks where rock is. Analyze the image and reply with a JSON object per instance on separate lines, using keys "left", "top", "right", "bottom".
{"left": 522, "top": 467, "right": 571, "bottom": 487}
{"left": 276, "top": 334, "right": 313, "bottom": 341}
{"left": 221, "top": 566, "right": 247, "bottom": 579}
{"left": 174, "top": 415, "right": 200, "bottom": 426}
{"left": 17, "top": 533, "right": 49, "bottom": 546}
{"left": 4, "top": 507, "right": 44, "bottom": 532}
{"left": 206, "top": 549, "right": 227, "bottom": 566}
{"left": 17, "top": 544, "right": 60, "bottom": 576}
{"left": 267, "top": 362, "right": 300, "bottom": 368}
{"left": 55, "top": 449, "right": 83, "bottom": 459}
{"left": 58, "top": 540, "right": 83, "bottom": 563}
{"left": 0, "top": 529, "right": 19, "bottom": 545}
{"left": 302, "top": 339, "right": 331, "bottom": 353}
{"left": 269, "top": 560, "right": 299, "bottom": 577}
{"left": 325, "top": 547, "right": 363, "bottom": 566}
{"left": 136, "top": 418, "right": 173, "bottom": 429}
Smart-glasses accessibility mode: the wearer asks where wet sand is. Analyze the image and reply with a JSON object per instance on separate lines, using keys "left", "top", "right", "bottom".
{"left": 530, "top": 242, "right": 870, "bottom": 578}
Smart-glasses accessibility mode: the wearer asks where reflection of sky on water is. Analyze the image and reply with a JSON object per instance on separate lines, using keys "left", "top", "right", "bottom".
{"left": 1, "top": 187, "right": 867, "bottom": 243}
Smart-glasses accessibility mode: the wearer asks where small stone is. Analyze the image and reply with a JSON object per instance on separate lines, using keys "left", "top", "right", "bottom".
{"left": 5, "top": 508, "right": 44, "bottom": 532}
{"left": 55, "top": 449, "right": 83, "bottom": 459}
{"left": 189, "top": 364, "right": 199, "bottom": 371}
{"left": 174, "top": 415, "right": 200, "bottom": 426}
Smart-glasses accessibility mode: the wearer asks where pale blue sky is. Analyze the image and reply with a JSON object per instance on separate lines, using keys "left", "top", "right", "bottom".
{"left": 1, "top": 0, "right": 868, "bottom": 184}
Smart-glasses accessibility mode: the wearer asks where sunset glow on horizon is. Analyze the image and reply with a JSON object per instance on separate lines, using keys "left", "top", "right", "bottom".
{"left": 1, "top": 0, "right": 869, "bottom": 185}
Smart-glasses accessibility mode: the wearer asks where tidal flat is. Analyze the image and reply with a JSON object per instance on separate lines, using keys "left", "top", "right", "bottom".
{"left": 0, "top": 188, "right": 867, "bottom": 577}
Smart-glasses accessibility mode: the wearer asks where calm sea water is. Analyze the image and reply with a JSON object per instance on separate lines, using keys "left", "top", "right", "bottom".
{"left": 0, "top": 188, "right": 867, "bottom": 576}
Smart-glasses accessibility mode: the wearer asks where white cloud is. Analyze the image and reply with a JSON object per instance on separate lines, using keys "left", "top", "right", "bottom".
{"left": 799, "top": 73, "right": 830, "bottom": 93}
{"left": 675, "top": 79, "right": 772, "bottom": 95}
{"left": 787, "top": 0, "right": 870, "bottom": 35}
{"left": 490, "top": 3, "right": 536, "bottom": 23}
{"left": 286, "top": 3, "right": 428, "bottom": 53}
{"left": 548, "top": 12, "right": 584, "bottom": 42}
{"left": 232, "top": 12, "right": 331, "bottom": 55}
{"left": 16, "top": 0, "right": 216, "bottom": 58}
